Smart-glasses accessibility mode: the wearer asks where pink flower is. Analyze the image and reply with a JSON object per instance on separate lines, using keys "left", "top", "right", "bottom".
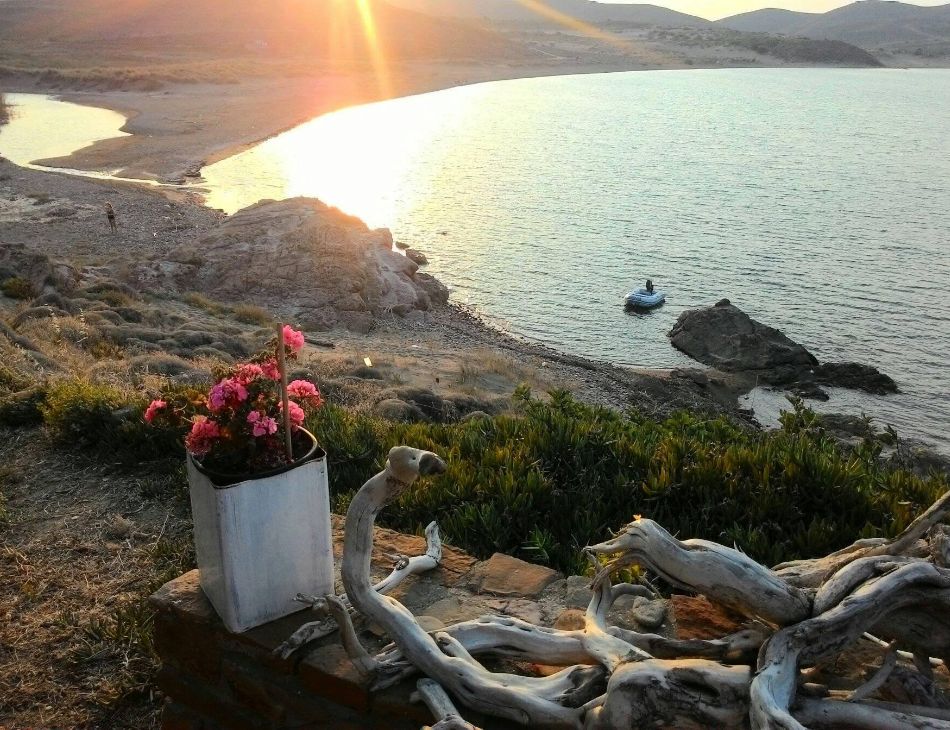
{"left": 144, "top": 399, "right": 166, "bottom": 424}
{"left": 208, "top": 378, "right": 248, "bottom": 412}
{"left": 185, "top": 416, "right": 220, "bottom": 457}
{"left": 282, "top": 325, "right": 305, "bottom": 353}
{"left": 247, "top": 410, "right": 279, "bottom": 437}
{"left": 260, "top": 359, "right": 281, "bottom": 381}
{"left": 280, "top": 400, "right": 306, "bottom": 429}
{"left": 233, "top": 363, "right": 264, "bottom": 385}
{"left": 287, "top": 380, "right": 323, "bottom": 407}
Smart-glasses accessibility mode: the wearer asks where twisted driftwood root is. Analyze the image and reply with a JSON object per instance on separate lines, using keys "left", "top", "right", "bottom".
{"left": 315, "top": 446, "right": 950, "bottom": 729}
{"left": 275, "top": 519, "right": 443, "bottom": 659}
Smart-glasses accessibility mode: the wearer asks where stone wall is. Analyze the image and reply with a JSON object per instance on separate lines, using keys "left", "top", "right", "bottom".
{"left": 150, "top": 518, "right": 742, "bottom": 729}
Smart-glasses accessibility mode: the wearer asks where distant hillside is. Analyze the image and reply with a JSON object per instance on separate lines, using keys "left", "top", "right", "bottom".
{"left": 718, "top": 7, "right": 816, "bottom": 34}
{"left": 0, "top": 0, "right": 520, "bottom": 60}
{"left": 387, "top": 0, "right": 711, "bottom": 28}
{"left": 718, "top": 0, "right": 950, "bottom": 52}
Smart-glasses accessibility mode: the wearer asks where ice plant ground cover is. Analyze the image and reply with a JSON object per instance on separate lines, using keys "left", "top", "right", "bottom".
{"left": 145, "top": 325, "right": 324, "bottom": 475}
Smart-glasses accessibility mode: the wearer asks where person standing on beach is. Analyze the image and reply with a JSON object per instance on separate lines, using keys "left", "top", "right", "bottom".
{"left": 105, "top": 202, "right": 117, "bottom": 233}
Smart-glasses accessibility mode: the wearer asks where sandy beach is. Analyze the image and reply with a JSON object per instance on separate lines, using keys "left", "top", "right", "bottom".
{"left": 10, "top": 58, "right": 657, "bottom": 182}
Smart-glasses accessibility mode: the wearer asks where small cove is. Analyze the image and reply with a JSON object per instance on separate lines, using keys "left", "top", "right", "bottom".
{"left": 2, "top": 72, "right": 949, "bottom": 453}
{"left": 0, "top": 93, "right": 130, "bottom": 175}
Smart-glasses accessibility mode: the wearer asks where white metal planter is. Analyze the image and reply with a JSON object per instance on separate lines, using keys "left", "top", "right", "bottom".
{"left": 186, "top": 441, "right": 334, "bottom": 633}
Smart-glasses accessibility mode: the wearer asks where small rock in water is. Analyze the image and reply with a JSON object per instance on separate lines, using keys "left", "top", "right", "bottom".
{"left": 405, "top": 248, "right": 428, "bottom": 265}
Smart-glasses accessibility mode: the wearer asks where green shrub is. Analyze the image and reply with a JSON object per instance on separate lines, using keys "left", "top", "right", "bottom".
{"left": 233, "top": 304, "right": 272, "bottom": 326}
{"left": 40, "top": 379, "right": 184, "bottom": 464}
{"left": 307, "top": 392, "right": 948, "bottom": 574}
{"left": 1, "top": 276, "right": 36, "bottom": 300}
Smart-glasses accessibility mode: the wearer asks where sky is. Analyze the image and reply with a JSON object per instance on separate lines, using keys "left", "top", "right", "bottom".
{"left": 600, "top": 0, "right": 948, "bottom": 20}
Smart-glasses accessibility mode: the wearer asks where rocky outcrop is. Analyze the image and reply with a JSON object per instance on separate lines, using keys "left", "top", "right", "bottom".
{"left": 669, "top": 299, "right": 817, "bottom": 371}
{"left": 0, "top": 242, "right": 79, "bottom": 295}
{"left": 813, "top": 362, "right": 897, "bottom": 395}
{"left": 670, "top": 299, "right": 896, "bottom": 397}
{"left": 124, "top": 198, "right": 448, "bottom": 332}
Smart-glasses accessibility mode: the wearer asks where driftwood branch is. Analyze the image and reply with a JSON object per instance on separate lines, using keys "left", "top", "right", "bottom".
{"left": 304, "top": 446, "right": 950, "bottom": 729}
{"left": 275, "top": 520, "right": 443, "bottom": 659}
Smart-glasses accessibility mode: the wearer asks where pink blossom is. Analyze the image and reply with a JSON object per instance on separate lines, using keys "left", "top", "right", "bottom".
{"left": 260, "top": 359, "right": 281, "bottom": 380}
{"left": 287, "top": 380, "right": 323, "bottom": 407}
{"left": 247, "top": 410, "right": 279, "bottom": 438}
{"left": 144, "top": 399, "right": 166, "bottom": 424}
{"left": 208, "top": 378, "right": 249, "bottom": 412}
{"left": 282, "top": 325, "right": 305, "bottom": 353}
{"left": 280, "top": 400, "right": 306, "bottom": 429}
{"left": 233, "top": 363, "right": 264, "bottom": 385}
{"left": 185, "top": 416, "right": 220, "bottom": 457}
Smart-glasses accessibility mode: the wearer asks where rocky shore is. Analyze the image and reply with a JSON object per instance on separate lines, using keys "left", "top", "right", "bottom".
{"left": 0, "top": 155, "right": 744, "bottom": 429}
{"left": 669, "top": 298, "right": 898, "bottom": 400}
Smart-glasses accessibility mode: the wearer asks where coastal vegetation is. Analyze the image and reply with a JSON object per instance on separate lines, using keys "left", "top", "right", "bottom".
{"left": 8, "top": 369, "right": 945, "bottom": 574}
{"left": 4, "top": 347, "right": 945, "bottom": 723}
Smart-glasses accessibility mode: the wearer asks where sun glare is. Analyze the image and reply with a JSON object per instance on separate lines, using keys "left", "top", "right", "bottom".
{"left": 515, "top": 0, "right": 633, "bottom": 51}
{"left": 351, "top": 0, "right": 393, "bottom": 97}
{"left": 513, "top": 0, "right": 674, "bottom": 65}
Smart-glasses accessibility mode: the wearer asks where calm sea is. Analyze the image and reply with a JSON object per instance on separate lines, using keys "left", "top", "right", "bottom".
{"left": 3, "top": 70, "right": 949, "bottom": 452}
{"left": 202, "top": 69, "right": 950, "bottom": 453}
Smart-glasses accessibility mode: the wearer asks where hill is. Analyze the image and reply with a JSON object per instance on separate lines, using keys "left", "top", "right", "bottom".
{"left": 0, "top": 0, "right": 520, "bottom": 60}
{"left": 386, "top": 0, "right": 711, "bottom": 28}
{"left": 718, "top": 0, "right": 950, "bottom": 53}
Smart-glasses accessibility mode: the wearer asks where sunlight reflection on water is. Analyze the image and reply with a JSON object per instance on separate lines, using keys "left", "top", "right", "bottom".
{"left": 201, "top": 69, "right": 950, "bottom": 452}
{"left": 0, "top": 93, "right": 129, "bottom": 168}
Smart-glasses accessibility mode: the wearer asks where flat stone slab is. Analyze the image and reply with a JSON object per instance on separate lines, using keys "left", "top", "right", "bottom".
{"left": 471, "top": 552, "right": 562, "bottom": 598}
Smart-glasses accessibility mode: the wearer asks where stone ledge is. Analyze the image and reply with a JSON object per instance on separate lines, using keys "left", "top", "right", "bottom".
{"left": 150, "top": 519, "right": 734, "bottom": 729}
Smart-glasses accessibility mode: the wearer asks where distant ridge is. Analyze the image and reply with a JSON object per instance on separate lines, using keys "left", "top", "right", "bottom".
{"left": 0, "top": 0, "right": 521, "bottom": 60}
{"left": 386, "top": 0, "right": 712, "bottom": 28}
{"left": 717, "top": 0, "right": 950, "bottom": 51}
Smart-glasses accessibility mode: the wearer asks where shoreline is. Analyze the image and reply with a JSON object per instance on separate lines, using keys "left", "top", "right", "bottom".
{"left": 2, "top": 74, "right": 948, "bottom": 457}
{"left": 7, "top": 60, "right": 941, "bottom": 183}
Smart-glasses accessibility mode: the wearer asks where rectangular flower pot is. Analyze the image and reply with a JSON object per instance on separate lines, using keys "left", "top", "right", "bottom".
{"left": 186, "top": 450, "right": 334, "bottom": 633}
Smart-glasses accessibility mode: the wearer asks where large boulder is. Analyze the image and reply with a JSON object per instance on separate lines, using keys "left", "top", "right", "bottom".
{"left": 670, "top": 299, "right": 896, "bottom": 397}
{"left": 669, "top": 299, "right": 817, "bottom": 372}
{"left": 813, "top": 362, "right": 897, "bottom": 395}
{"left": 127, "top": 198, "right": 448, "bottom": 332}
{"left": 0, "top": 243, "right": 79, "bottom": 294}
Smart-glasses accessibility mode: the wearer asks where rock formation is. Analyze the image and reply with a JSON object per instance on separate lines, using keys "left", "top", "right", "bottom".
{"left": 670, "top": 299, "right": 896, "bottom": 397}
{"left": 0, "top": 242, "right": 79, "bottom": 295}
{"left": 669, "top": 299, "right": 818, "bottom": 371}
{"left": 124, "top": 198, "right": 448, "bottom": 332}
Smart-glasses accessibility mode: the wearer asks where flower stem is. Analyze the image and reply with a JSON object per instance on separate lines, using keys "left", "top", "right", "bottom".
{"left": 276, "top": 323, "right": 293, "bottom": 461}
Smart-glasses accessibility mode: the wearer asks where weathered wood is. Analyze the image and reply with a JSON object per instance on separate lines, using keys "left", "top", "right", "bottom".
{"left": 751, "top": 563, "right": 950, "bottom": 729}
{"left": 308, "top": 447, "right": 950, "bottom": 730}
{"left": 275, "top": 520, "right": 443, "bottom": 659}
{"left": 414, "top": 679, "right": 483, "bottom": 730}
{"left": 586, "top": 517, "right": 811, "bottom": 625}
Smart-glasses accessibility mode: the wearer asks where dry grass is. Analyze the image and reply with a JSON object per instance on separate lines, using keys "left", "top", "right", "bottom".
{"left": 181, "top": 291, "right": 225, "bottom": 315}
{"left": 0, "top": 429, "right": 192, "bottom": 729}
{"left": 232, "top": 303, "right": 273, "bottom": 326}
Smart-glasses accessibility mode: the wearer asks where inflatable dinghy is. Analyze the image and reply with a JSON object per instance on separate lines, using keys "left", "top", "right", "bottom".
{"left": 625, "top": 288, "right": 666, "bottom": 308}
